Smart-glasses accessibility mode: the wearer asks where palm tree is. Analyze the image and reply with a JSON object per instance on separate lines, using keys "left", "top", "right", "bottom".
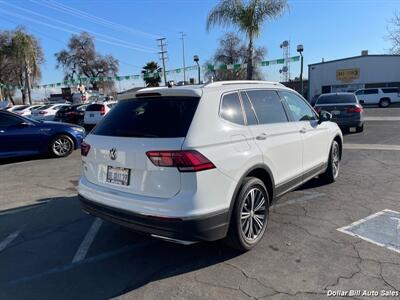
{"left": 11, "top": 28, "right": 44, "bottom": 104}
{"left": 141, "top": 61, "right": 162, "bottom": 87}
{"left": 207, "top": 0, "right": 287, "bottom": 80}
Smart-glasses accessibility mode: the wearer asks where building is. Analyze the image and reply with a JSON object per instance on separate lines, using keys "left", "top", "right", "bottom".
{"left": 308, "top": 52, "right": 400, "bottom": 102}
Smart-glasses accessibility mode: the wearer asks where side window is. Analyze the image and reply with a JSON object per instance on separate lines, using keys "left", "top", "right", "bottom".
{"left": 0, "top": 114, "right": 22, "bottom": 127}
{"left": 280, "top": 91, "right": 317, "bottom": 122}
{"left": 355, "top": 90, "right": 364, "bottom": 95}
{"left": 220, "top": 92, "right": 245, "bottom": 125}
{"left": 246, "top": 90, "right": 288, "bottom": 124}
{"left": 240, "top": 92, "right": 258, "bottom": 125}
{"left": 364, "top": 89, "right": 378, "bottom": 95}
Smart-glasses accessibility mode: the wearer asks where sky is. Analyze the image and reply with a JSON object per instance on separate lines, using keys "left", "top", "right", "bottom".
{"left": 0, "top": 0, "right": 398, "bottom": 97}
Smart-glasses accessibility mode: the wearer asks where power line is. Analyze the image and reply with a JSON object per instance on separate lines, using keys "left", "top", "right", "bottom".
{"left": 0, "top": 1, "right": 157, "bottom": 53}
{"left": 157, "top": 38, "right": 168, "bottom": 86}
{"left": 0, "top": 7, "right": 157, "bottom": 54}
{"left": 31, "top": 0, "right": 161, "bottom": 40}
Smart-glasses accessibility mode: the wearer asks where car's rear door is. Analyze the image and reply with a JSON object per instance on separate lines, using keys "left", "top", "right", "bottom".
{"left": 279, "top": 90, "right": 330, "bottom": 177}
{"left": 82, "top": 96, "right": 200, "bottom": 199}
{"left": 242, "top": 90, "right": 303, "bottom": 191}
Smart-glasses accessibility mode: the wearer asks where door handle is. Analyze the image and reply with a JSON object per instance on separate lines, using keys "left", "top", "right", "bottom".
{"left": 256, "top": 133, "right": 268, "bottom": 140}
{"left": 299, "top": 128, "right": 307, "bottom": 133}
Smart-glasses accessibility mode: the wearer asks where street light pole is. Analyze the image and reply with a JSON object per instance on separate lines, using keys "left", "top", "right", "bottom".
{"left": 297, "top": 44, "right": 304, "bottom": 97}
{"left": 194, "top": 55, "right": 200, "bottom": 84}
{"left": 180, "top": 32, "right": 186, "bottom": 83}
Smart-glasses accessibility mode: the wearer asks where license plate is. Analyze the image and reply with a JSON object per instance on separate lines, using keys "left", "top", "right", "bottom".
{"left": 90, "top": 113, "right": 94, "bottom": 117}
{"left": 106, "top": 166, "right": 130, "bottom": 186}
{"left": 331, "top": 110, "right": 340, "bottom": 115}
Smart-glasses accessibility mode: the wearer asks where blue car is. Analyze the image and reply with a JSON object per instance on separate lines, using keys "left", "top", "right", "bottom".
{"left": 0, "top": 111, "right": 85, "bottom": 159}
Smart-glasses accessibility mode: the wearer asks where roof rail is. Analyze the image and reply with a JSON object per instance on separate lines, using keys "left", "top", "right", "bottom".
{"left": 203, "top": 80, "right": 284, "bottom": 88}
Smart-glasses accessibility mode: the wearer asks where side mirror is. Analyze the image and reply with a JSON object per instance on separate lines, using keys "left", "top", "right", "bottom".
{"left": 318, "top": 110, "right": 332, "bottom": 124}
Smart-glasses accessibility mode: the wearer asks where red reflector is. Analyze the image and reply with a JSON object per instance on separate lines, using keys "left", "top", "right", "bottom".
{"left": 146, "top": 150, "right": 215, "bottom": 172}
{"left": 81, "top": 141, "right": 91, "bottom": 156}
{"left": 347, "top": 106, "right": 363, "bottom": 113}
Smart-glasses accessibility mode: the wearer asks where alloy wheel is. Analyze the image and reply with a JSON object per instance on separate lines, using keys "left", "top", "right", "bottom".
{"left": 52, "top": 137, "right": 72, "bottom": 156}
{"left": 332, "top": 142, "right": 340, "bottom": 178}
{"left": 240, "top": 188, "right": 267, "bottom": 242}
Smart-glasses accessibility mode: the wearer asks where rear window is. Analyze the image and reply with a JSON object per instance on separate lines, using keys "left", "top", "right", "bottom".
{"left": 38, "top": 104, "right": 52, "bottom": 110}
{"left": 316, "top": 94, "right": 357, "bottom": 105}
{"left": 13, "top": 105, "right": 29, "bottom": 111}
{"left": 92, "top": 97, "right": 200, "bottom": 138}
{"left": 86, "top": 104, "right": 104, "bottom": 111}
{"left": 58, "top": 106, "right": 74, "bottom": 112}
{"left": 382, "top": 88, "right": 399, "bottom": 93}
{"left": 364, "top": 89, "right": 378, "bottom": 95}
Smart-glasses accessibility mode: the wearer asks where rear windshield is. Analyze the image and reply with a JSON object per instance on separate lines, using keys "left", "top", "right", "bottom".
{"left": 38, "top": 104, "right": 53, "bottom": 110}
{"left": 316, "top": 94, "right": 356, "bottom": 105}
{"left": 86, "top": 104, "right": 104, "bottom": 111}
{"left": 92, "top": 97, "right": 200, "bottom": 138}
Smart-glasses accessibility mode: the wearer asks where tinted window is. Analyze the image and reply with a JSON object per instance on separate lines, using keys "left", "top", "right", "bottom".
{"left": 38, "top": 104, "right": 52, "bottom": 110}
{"left": 355, "top": 90, "right": 364, "bottom": 95}
{"left": 240, "top": 92, "right": 258, "bottom": 125}
{"left": 0, "top": 114, "right": 22, "bottom": 127}
{"left": 220, "top": 93, "right": 245, "bottom": 125}
{"left": 316, "top": 94, "right": 357, "bottom": 104}
{"left": 86, "top": 104, "right": 104, "bottom": 112}
{"left": 92, "top": 97, "right": 199, "bottom": 138}
{"left": 246, "top": 90, "right": 288, "bottom": 124}
{"left": 13, "top": 105, "right": 29, "bottom": 111}
{"left": 364, "top": 89, "right": 378, "bottom": 95}
{"left": 281, "top": 91, "right": 317, "bottom": 121}
{"left": 382, "top": 88, "right": 399, "bottom": 93}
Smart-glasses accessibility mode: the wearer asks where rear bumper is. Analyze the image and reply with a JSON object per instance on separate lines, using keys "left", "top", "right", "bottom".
{"left": 79, "top": 195, "right": 229, "bottom": 242}
{"left": 335, "top": 120, "right": 364, "bottom": 128}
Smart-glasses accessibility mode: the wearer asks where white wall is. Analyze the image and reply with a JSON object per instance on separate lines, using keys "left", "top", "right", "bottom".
{"left": 308, "top": 55, "right": 400, "bottom": 100}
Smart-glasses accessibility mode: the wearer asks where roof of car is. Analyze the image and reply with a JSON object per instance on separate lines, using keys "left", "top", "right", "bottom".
{"left": 318, "top": 92, "right": 355, "bottom": 97}
{"left": 132, "top": 81, "right": 288, "bottom": 98}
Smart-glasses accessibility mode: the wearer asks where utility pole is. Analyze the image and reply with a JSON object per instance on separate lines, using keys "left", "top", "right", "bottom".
{"left": 157, "top": 38, "right": 168, "bottom": 86}
{"left": 180, "top": 32, "right": 186, "bottom": 83}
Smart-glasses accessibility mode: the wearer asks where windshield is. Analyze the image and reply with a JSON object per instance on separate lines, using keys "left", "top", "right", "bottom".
{"left": 92, "top": 97, "right": 200, "bottom": 138}
{"left": 316, "top": 94, "right": 357, "bottom": 105}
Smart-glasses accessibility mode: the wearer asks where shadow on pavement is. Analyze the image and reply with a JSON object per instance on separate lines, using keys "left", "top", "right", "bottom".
{"left": 0, "top": 195, "right": 241, "bottom": 299}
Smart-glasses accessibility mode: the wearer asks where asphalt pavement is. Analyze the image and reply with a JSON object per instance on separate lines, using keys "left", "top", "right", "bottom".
{"left": 0, "top": 107, "right": 399, "bottom": 299}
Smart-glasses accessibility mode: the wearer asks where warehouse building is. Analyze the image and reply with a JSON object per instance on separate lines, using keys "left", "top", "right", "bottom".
{"left": 308, "top": 52, "right": 400, "bottom": 102}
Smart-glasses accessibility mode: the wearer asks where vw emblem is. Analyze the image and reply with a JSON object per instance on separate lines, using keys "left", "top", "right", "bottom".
{"left": 109, "top": 148, "right": 117, "bottom": 160}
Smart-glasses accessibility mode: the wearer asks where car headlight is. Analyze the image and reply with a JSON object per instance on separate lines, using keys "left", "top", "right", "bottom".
{"left": 73, "top": 127, "right": 85, "bottom": 133}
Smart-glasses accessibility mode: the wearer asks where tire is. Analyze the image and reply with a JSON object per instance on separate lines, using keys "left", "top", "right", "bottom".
{"left": 320, "top": 140, "right": 340, "bottom": 184}
{"left": 225, "top": 177, "right": 269, "bottom": 251}
{"left": 50, "top": 134, "right": 74, "bottom": 157}
{"left": 356, "top": 124, "right": 364, "bottom": 133}
{"left": 379, "top": 98, "right": 391, "bottom": 108}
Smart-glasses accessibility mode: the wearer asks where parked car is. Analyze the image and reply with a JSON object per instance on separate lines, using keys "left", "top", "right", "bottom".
{"left": 31, "top": 104, "right": 70, "bottom": 121}
{"left": 54, "top": 104, "right": 88, "bottom": 125}
{"left": 355, "top": 87, "right": 400, "bottom": 108}
{"left": 78, "top": 81, "right": 343, "bottom": 251}
{"left": 83, "top": 101, "right": 117, "bottom": 126}
{"left": 314, "top": 93, "right": 364, "bottom": 132}
{"left": 6, "top": 105, "right": 30, "bottom": 112}
{"left": 14, "top": 105, "right": 44, "bottom": 117}
{"left": 0, "top": 111, "right": 85, "bottom": 158}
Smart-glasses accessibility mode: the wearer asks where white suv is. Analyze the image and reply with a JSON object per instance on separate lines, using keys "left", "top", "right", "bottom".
{"left": 78, "top": 81, "right": 342, "bottom": 251}
{"left": 355, "top": 87, "right": 400, "bottom": 108}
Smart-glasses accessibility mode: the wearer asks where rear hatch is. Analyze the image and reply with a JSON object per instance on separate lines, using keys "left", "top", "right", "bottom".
{"left": 82, "top": 96, "right": 200, "bottom": 198}
{"left": 315, "top": 94, "right": 361, "bottom": 121}
{"left": 84, "top": 104, "right": 105, "bottom": 124}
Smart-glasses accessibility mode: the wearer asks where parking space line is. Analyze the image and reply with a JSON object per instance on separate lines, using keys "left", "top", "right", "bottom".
{"left": 343, "top": 144, "right": 400, "bottom": 151}
{"left": 72, "top": 218, "right": 102, "bottom": 263}
{"left": 0, "top": 231, "right": 20, "bottom": 252}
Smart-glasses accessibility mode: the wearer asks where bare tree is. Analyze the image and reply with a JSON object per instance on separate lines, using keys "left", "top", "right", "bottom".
{"left": 55, "top": 32, "right": 119, "bottom": 91}
{"left": 388, "top": 11, "right": 400, "bottom": 54}
{"left": 205, "top": 32, "right": 266, "bottom": 81}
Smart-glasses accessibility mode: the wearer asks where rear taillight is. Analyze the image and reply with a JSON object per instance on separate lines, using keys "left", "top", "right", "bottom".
{"left": 39, "top": 111, "right": 48, "bottom": 115}
{"left": 347, "top": 106, "right": 363, "bottom": 113}
{"left": 100, "top": 106, "right": 106, "bottom": 115}
{"left": 146, "top": 150, "right": 216, "bottom": 172}
{"left": 66, "top": 111, "right": 78, "bottom": 116}
{"left": 81, "top": 142, "right": 91, "bottom": 156}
